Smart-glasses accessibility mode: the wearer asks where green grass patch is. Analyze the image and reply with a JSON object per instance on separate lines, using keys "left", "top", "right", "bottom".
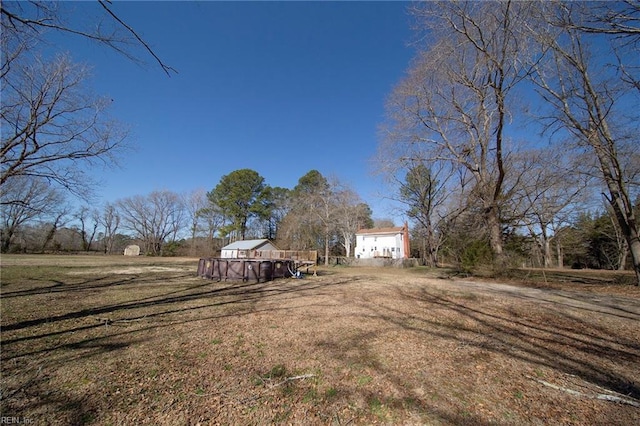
{"left": 369, "top": 397, "right": 390, "bottom": 421}
{"left": 324, "top": 387, "right": 338, "bottom": 399}
{"left": 268, "top": 363, "right": 287, "bottom": 379}
{"left": 357, "top": 375, "right": 373, "bottom": 386}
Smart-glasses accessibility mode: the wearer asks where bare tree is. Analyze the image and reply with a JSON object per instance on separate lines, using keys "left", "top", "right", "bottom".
{"left": 183, "top": 188, "right": 208, "bottom": 256}
{"left": 1, "top": 53, "right": 128, "bottom": 198}
{"left": 74, "top": 205, "right": 99, "bottom": 251}
{"left": 384, "top": 1, "right": 535, "bottom": 268}
{"left": 40, "top": 205, "right": 71, "bottom": 253}
{"left": 278, "top": 171, "right": 340, "bottom": 262}
{"left": 529, "top": 2, "right": 640, "bottom": 284}
{"left": 333, "top": 185, "right": 372, "bottom": 257}
{"left": 291, "top": 171, "right": 337, "bottom": 265}
{"left": 1, "top": 1, "right": 176, "bottom": 76}
{"left": 1, "top": 1, "right": 174, "bottom": 205}
{"left": 558, "top": 0, "right": 639, "bottom": 37}
{"left": 397, "top": 162, "right": 451, "bottom": 266}
{"left": 197, "top": 202, "right": 225, "bottom": 254}
{"left": 311, "top": 182, "right": 334, "bottom": 265}
{"left": 98, "top": 202, "right": 120, "bottom": 254}
{"left": 513, "top": 149, "right": 592, "bottom": 268}
{"left": 546, "top": 1, "right": 640, "bottom": 94}
{"left": 603, "top": 201, "right": 631, "bottom": 271}
{"left": 373, "top": 219, "right": 396, "bottom": 228}
{"left": 277, "top": 209, "right": 319, "bottom": 252}
{"left": 116, "top": 190, "right": 186, "bottom": 256}
{"left": 0, "top": 176, "right": 65, "bottom": 252}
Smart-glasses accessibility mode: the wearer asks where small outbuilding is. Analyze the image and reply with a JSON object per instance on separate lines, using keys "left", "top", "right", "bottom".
{"left": 123, "top": 245, "right": 141, "bottom": 256}
{"left": 220, "top": 239, "right": 279, "bottom": 259}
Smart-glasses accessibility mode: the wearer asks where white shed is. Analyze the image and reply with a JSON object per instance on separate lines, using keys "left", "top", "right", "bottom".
{"left": 220, "top": 239, "right": 279, "bottom": 259}
{"left": 123, "top": 245, "right": 140, "bottom": 256}
{"left": 354, "top": 224, "right": 410, "bottom": 259}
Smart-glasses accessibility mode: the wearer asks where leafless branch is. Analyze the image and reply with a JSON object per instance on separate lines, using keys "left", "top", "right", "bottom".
{"left": 97, "top": 0, "right": 177, "bottom": 76}
{"left": 1, "top": 1, "right": 176, "bottom": 76}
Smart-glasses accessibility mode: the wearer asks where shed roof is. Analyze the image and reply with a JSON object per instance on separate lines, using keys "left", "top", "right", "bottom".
{"left": 221, "top": 239, "right": 277, "bottom": 250}
{"left": 356, "top": 226, "right": 404, "bottom": 235}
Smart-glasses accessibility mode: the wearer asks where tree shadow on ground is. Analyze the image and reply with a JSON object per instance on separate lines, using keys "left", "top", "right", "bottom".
{"left": 3, "top": 266, "right": 639, "bottom": 424}
{"left": 0, "top": 271, "right": 356, "bottom": 421}
{"left": 313, "top": 281, "right": 639, "bottom": 424}
{"left": 400, "top": 286, "right": 638, "bottom": 397}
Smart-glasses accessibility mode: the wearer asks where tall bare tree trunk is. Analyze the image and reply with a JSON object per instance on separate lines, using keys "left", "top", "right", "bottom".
{"left": 543, "top": 238, "right": 552, "bottom": 268}
{"left": 486, "top": 206, "right": 505, "bottom": 269}
{"left": 556, "top": 238, "right": 564, "bottom": 269}
{"left": 324, "top": 229, "right": 330, "bottom": 266}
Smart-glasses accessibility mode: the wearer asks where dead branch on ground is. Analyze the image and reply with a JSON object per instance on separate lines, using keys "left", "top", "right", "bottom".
{"left": 526, "top": 375, "right": 640, "bottom": 408}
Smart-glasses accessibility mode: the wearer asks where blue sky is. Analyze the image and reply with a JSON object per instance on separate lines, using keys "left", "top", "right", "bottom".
{"left": 46, "top": 1, "right": 417, "bottom": 220}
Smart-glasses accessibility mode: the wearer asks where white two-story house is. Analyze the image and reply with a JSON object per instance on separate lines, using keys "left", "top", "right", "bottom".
{"left": 354, "top": 223, "right": 410, "bottom": 259}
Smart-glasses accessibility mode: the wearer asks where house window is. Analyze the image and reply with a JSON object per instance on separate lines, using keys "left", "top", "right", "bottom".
{"left": 391, "top": 247, "right": 395, "bottom": 252}
{"left": 374, "top": 237, "right": 377, "bottom": 242}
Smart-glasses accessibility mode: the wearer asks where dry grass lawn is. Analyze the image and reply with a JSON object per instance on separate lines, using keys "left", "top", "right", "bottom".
{"left": 1, "top": 255, "right": 639, "bottom": 425}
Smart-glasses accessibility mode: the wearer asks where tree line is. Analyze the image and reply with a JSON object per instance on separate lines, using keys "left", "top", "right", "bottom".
{"left": 379, "top": 1, "right": 639, "bottom": 284}
{"left": 0, "top": 169, "right": 374, "bottom": 262}
{"left": 2, "top": 162, "right": 635, "bottom": 279}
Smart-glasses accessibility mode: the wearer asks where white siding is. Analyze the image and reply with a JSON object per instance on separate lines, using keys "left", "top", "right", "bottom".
{"left": 355, "top": 233, "right": 404, "bottom": 259}
{"left": 221, "top": 249, "right": 238, "bottom": 259}
{"left": 220, "top": 241, "right": 278, "bottom": 258}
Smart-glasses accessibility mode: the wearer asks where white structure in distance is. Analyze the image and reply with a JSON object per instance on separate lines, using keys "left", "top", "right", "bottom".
{"left": 354, "top": 224, "right": 410, "bottom": 259}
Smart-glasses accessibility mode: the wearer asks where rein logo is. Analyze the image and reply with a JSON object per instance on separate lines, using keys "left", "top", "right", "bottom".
{"left": 0, "top": 418, "right": 33, "bottom": 424}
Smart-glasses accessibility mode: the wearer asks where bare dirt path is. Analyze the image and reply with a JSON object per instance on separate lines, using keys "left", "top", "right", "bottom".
{"left": 424, "top": 275, "right": 640, "bottom": 320}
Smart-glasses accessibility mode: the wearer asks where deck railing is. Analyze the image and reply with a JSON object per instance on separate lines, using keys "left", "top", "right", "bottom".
{"left": 235, "top": 249, "right": 318, "bottom": 262}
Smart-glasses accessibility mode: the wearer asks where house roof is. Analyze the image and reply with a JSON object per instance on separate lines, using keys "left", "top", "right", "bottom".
{"left": 356, "top": 226, "right": 404, "bottom": 235}
{"left": 221, "top": 239, "right": 277, "bottom": 250}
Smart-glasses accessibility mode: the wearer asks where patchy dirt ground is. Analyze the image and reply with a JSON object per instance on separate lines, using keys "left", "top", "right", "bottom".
{"left": 1, "top": 255, "right": 639, "bottom": 425}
